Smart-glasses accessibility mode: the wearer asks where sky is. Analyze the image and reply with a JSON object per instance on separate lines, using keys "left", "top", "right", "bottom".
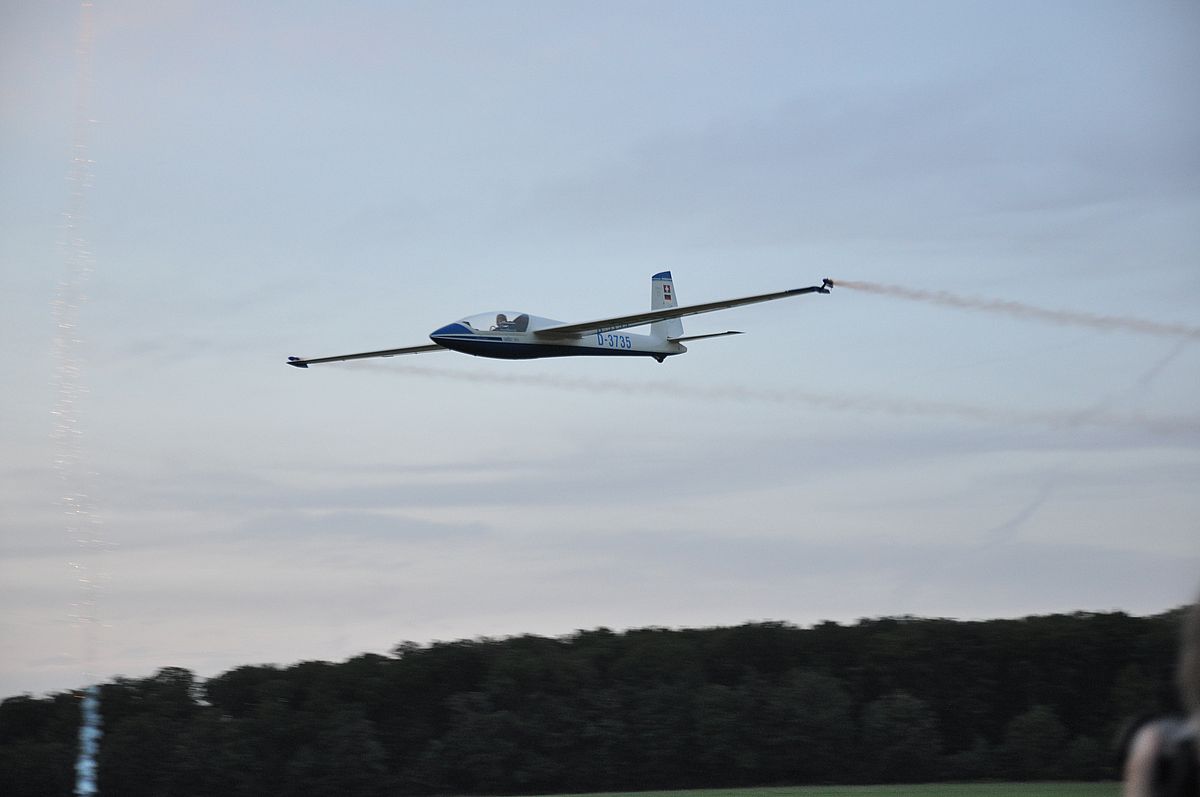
{"left": 1, "top": 1, "right": 1198, "bottom": 698}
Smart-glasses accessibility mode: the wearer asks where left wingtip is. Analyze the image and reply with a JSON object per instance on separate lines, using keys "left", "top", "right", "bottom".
{"left": 287, "top": 356, "right": 308, "bottom": 369}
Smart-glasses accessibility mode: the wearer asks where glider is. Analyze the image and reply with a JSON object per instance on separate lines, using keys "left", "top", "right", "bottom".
{"left": 288, "top": 273, "right": 831, "bottom": 367}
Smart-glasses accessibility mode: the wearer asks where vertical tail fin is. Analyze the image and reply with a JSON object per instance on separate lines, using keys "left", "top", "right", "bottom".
{"left": 650, "top": 271, "right": 683, "bottom": 339}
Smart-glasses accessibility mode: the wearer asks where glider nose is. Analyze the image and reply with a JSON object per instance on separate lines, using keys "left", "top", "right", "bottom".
{"left": 429, "top": 322, "right": 472, "bottom": 343}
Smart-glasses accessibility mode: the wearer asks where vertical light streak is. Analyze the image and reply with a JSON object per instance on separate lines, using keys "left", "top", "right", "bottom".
{"left": 75, "top": 686, "right": 102, "bottom": 796}
{"left": 52, "top": 3, "right": 104, "bottom": 795}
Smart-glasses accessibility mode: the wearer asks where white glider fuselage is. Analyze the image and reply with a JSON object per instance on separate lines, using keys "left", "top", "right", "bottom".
{"left": 429, "top": 312, "right": 686, "bottom": 362}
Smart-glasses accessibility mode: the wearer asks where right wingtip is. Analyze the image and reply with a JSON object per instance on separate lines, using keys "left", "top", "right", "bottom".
{"left": 287, "top": 356, "right": 308, "bottom": 369}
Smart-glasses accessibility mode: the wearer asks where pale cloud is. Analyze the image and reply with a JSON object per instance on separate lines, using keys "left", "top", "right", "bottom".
{"left": 2, "top": 1, "right": 1197, "bottom": 697}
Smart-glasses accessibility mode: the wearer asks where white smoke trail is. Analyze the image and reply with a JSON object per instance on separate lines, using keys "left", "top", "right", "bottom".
{"left": 52, "top": 3, "right": 104, "bottom": 794}
{"left": 830, "top": 279, "right": 1200, "bottom": 340}
{"left": 358, "top": 363, "right": 1200, "bottom": 436}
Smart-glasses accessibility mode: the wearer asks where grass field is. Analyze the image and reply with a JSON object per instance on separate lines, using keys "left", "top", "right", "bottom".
{"left": 519, "top": 784, "right": 1120, "bottom": 797}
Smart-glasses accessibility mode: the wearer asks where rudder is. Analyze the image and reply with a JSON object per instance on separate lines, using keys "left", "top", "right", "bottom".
{"left": 650, "top": 271, "right": 684, "bottom": 339}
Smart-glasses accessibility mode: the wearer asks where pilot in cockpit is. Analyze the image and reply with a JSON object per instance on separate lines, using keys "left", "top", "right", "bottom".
{"left": 494, "top": 313, "right": 530, "bottom": 332}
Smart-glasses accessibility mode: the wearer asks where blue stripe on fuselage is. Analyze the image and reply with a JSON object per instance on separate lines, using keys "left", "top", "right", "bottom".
{"left": 432, "top": 336, "right": 664, "bottom": 360}
{"left": 431, "top": 322, "right": 473, "bottom": 337}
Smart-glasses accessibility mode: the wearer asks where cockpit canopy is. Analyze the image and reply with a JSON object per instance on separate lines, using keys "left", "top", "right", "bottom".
{"left": 457, "top": 312, "right": 558, "bottom": 333}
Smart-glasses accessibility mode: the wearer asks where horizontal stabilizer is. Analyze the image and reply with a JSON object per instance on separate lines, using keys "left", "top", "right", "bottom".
{"left": 670, "top": 330, "right": 743, "bottom": 343}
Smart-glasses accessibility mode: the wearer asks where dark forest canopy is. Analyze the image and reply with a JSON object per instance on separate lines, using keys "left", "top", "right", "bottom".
{"left": 0, "top": 609, "right": 1188, "bottom": 797}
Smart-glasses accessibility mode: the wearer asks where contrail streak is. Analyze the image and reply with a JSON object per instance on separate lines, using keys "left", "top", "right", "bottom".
{"left": 830, "top": 279, "right": 1200, "bottom": 340}
{"left": 358, "top": 363, "right": 1199, "bottom": 436}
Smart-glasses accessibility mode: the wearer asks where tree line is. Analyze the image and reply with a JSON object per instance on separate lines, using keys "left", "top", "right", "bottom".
{"left": 0, "top": 609, "right": 1186, "bottom": 796}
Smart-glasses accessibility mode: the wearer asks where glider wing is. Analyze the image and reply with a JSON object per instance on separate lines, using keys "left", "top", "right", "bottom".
{"left": 287, "top": 343, "right": 445, "bottom": 368}
{"left": 533, "top": 283, "right": 829, "bottom": 339}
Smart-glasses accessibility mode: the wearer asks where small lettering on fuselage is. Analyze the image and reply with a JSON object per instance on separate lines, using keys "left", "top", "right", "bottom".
{"left": 596, "top": 333, "right": 633, "bottom": 350}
